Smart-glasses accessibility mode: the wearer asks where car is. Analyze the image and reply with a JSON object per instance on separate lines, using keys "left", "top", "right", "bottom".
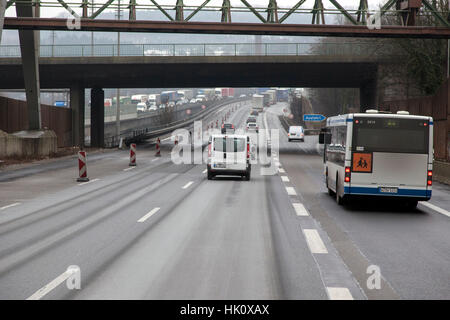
{"left": 246, "top": 116, "right": 257, "bottom": 123}
{"left": 246, "top": 122, "right": 259, "bottom": 133}
{"left": 148, "top": 104, "right": 158, "bottom": 111}
{"left": 207, "top": 134, "right": 251, "bottom": 181}
{"left": 190, "top": 98, "right": 196, "bottom": 104}
{"left": 136, "top": 102, "right": 147, "bottom": 113}
{"left": 288, "top": 126, "right": 305, "bottom": 142}
{"left": 221, "top": 123, "right": 235, "bottom": 134}
{"left": 250, "top": 110, "right": 259, "bottom": 116}
{"left": 239, "top": 94, "right": 247, "bottom": 98}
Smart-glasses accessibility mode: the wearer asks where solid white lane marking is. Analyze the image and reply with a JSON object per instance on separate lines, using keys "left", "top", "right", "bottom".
{"left": 303, "top": 229, "right": 328, "bottom": 254}
{"left": 281, "top": 176, "right": 290, "bottom": 182}
{"left": 182, "top": 181, "right": 194, "bottom": 189}
{"left": 420, "top": 201, "right": 450, "bottom": 218}
{"left": 285, "top": 187, "right": 297, "bottom": 196}
{"left": 326, "top": 287, "right": 354, "bottom": 300}
{"left": 161, "top": 137, "right": 171, "bottom": 141}
{"left": 123, "top": 167, "right": 135, "bottom": 171}
{"left": 273, "top": 157, "right": 279, "bottom": 161}
{"left": 27, "top": 266, "right": 79, "bottom": 300}
{"left": 152, "top": 158, "right": 159, "bottom": 162}
{"left": 137, "top": 207, "right": 161, "bottom": 223}
{"left": 293, "top": 203, "right": 309, "bottom": 216}
{"left": 0, "top": 202, "right": 21, "bottom": 211}
{"left": 202, "top": 169, "right": 207, "bottom": 174}
{"left": 278, "top": 168, "right": 285, "bottom": 173}
{"left": 77, "top": 178, "right": 99, "bottom": 186}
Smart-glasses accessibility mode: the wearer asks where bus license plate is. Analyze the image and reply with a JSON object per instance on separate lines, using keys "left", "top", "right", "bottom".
{"left": 214, "top": 163, "right": 226, "bottom": 168}
{"left": 379, "top": 187, "right": 398, "bottom": 194}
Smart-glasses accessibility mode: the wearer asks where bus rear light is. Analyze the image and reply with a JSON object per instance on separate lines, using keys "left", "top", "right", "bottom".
{"left": 208, "top": 144, "right": 211, "bottom": 157}
{"left": 344, "top": 167, "right": 351, "bottom": 183}
{"left": 427, "top": 170, "right": 432, "bottom": 186}
{"left": 247, "top": 143, "right": 250, "bottom": 159}
{"left": 427, "top": 170, "right": 432, "bottom": 177}
{"left": 427, "top": 180, "right": 432, "bottom": 186}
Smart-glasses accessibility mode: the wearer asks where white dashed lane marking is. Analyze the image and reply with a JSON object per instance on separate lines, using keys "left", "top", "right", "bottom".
{"left": 420, "top": 201, "right": 450, "bottom": 218}
{"left": 182, "top": 181, "right": 194, "bottom": 189}
{"left": 303, "top": 229, "right": 328, "bottom": 254}
{"left": 293, "top": 203, "right": 309, "bottom": 216}
{"left": 285, "top": 187, "right": 297, "bottom": 196}
{"left": 0, "top": 202, "right": 21, "bottom": 211}
{"left": 326, "top": 287, "right": 354, "bottom": 300}
{"left": 278, "top": 168, "right": 285, "bottom": 173}
{"left": 137, "top": 207, "right": 161, "bottom": 223}
{"left": 202, "top": 169, "right": 207, "bottom": 174}
{"left": 27, "top": 266, "right": 79, "bottom": 300}
{"left": 123, "top": 167, "right": 135, "bottom": 171}
{"left": 281, "top": 176, "right": 290, "bottom": 182}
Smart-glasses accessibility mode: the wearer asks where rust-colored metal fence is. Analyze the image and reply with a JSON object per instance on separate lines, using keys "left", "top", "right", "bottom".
{"left": 0, "top": 96, "right": 72, "bottom": 147}
{"left": 380, "top": 80, "right": 450, "bottom": 162}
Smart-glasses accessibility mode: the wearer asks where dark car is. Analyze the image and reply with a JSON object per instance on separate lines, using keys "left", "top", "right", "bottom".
{"left": 221, "top": 123, "right": 235, "bottom": 134}
{"left": 246, "top": 116, "right": 257, "bottom": 123}
{"left": 250, "top": 110, "right": 259, "bottom": 116}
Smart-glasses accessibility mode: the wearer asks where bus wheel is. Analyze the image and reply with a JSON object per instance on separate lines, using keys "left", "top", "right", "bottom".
{"left": 336, "top": 177, "right": 344, "bottom": 205}
{"left": 326, "top": 174, "right": 334, "bottom": 196}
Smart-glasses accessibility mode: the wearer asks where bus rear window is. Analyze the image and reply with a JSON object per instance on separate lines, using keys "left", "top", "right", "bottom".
{"left": 352, "top": 117, "right": 429, "bottom": 154}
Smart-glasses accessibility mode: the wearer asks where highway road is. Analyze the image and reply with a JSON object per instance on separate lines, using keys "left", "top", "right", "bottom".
{"left": 0, "top": 101, "right": 449, "bottom": 300}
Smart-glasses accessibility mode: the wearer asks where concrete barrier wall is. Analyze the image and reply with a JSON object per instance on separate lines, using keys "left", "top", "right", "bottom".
{"left": 0, "top": 129, "right": 57, "bottom": 157}
{"left": 0, "top": 96, "right": 72, "bottom": 148}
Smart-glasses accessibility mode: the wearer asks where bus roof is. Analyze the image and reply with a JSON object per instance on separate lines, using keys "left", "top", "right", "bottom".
{"left": 326, "top": 112, "right": 432, "bottom": 127}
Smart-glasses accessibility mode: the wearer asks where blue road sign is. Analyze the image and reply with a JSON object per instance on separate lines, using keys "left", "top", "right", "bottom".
{"left": 303, "top": 114, "right": 326, "bottom": 122}
{"left": 54, "top": 101, "right": 67, "bottom": 107}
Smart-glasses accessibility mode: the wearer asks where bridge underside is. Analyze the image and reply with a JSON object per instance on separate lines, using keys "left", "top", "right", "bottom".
{"left": 0, "top": 56, "right": 378, "bottom": 89}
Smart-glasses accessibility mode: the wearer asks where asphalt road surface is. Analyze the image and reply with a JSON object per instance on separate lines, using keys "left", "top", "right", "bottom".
{"left": 0, "top": 101, "right": 449, "bottom": 300}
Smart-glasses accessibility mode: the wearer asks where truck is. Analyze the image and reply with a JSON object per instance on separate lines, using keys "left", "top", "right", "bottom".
{"left": 252, "top": 94, "right": 264, "bottom": 111}
{"left": 177, "top": 90, "right": 193, "bottom": 101}
{"left": 262, "top": 93, "right": 271, "bottom": 108}
{"left": 160, "top": 91, "right": 177, "bottom": 104}
{"left": 266, "top": 90, "right": 277, "bottom": 105}
{"left": 147, "top": 94, "right": 161, "bottom": 107}
{"left": 131, "top": 94, "right": 148, "bottom": 105}
{"left": 203, "top": 89, "right": 215, "bottom": 101}
{"left": 276, "top": 88, "right": 289, "bottom": 102}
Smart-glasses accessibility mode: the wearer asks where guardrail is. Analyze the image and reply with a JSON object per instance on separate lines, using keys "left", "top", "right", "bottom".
{"left": 0, "top": 42, "right": 396, "bottom": 58}
{"left": 104, "top": 97, "right": 248, "bottom": 147}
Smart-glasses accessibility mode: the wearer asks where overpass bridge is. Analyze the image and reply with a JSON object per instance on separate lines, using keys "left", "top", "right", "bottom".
{"left": 0, "top": 0, "right": 448, "bottom": 152}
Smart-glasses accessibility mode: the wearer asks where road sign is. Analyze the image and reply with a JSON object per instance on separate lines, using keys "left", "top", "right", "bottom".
{"left": 303, "top": 114, "right": 326, "bottom": 122}
{"left": 54, "top": 101, "right": 67, "bottom": 107}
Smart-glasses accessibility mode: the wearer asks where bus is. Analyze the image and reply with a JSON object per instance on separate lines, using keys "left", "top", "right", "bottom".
{"left": 319, "top": 110, "right": 433, "bottom": 208}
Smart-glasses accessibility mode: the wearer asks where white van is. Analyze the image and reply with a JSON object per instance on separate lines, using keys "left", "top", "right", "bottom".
{"left": 207, "top": 134, "right": 251, "bottom": 180}
{"left": 288, "top": 126, "right": 305, "bottom": 142}
{"left": 136, "top": 102, "right": 147, "bottom": 113}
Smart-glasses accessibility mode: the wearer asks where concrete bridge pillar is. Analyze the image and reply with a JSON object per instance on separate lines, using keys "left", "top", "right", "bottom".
{"left": 70, "top": 85, "right": 85, "bottom": 149}
{"left": 0, "top": 0, "right": 6, "bottom": 44}
{"left": 16, "top": 0, "right": 41, "bottom": 130}
{"left": 360, "top": 78, "right": 378, "bottom": 112}
{"left": 90, "top": 87, "right": 105, "bottom": 148}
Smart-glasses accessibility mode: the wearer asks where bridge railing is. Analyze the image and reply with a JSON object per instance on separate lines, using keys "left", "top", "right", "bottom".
{"left": 0, "top": 42, "right": 395, "bottom": 58}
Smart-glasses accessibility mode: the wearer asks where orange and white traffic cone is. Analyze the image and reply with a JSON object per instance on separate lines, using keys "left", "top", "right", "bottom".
{"left": 77, "top": 151, "right": 89, "bottom": 182}
{"left": 129, "top": 143, "right": 137, "bottom": 166}
{"left": 155, "top": 138, "right": 161, "bottom": 157}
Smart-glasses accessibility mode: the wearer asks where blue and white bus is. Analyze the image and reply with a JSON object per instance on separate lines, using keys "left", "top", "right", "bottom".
{"left": 319, "top": 110, "right": 433, "bottom": 208}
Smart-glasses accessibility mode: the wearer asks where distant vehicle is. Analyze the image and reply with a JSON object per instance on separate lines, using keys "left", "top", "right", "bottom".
{"left": 246, "top": 116, "right": 257, "bottom": 123}
{"left": 189, "top": 98, "right": 196, "bottom": 104}
{"left": 148, "top": 94, "right": 161, "bottom": 106}
{"left": 246, "top": 122, "right": 259, "bottom": 133}
{"left": 288, "top": 126, "right": 305, "bottom": 142}
{"left": 250, "top": 110, "right": 259, "bottom": 116}
{"left": 161, "top": 91, "right": 177, "bottom": 104}
{"left": 195, "top": 95, "right": 206, "bottom": 102}
{"left": 177, "top": 90, "right": 194, "bottom": 101}
{"left": 319, "top": 110, "right": 434, "bottom": 207}
{"left": 276, "top": 88, "right": 289, "bottom": 102}
{"left": 207, "top": 134, "right": 251, "bottom": 181}
{"left": 240, "top": 94, "right": 247, "bottom": 98}
{"left": 132, "top": 94, "right": 148, "bottom": 105}
{"left": 148, "top": 105, "right": 158, "bottom": 111}
{"left": 221, "top": 123, "right": 235, "bottom": 134}
{"left": 176, "top": 100, "right": 184, "bottom": 106}
{"left": 136, "top": 102, "right": 147, "bottom": 113}
{"left": 252, "top": 94, "right": 264, "bottom": 112}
